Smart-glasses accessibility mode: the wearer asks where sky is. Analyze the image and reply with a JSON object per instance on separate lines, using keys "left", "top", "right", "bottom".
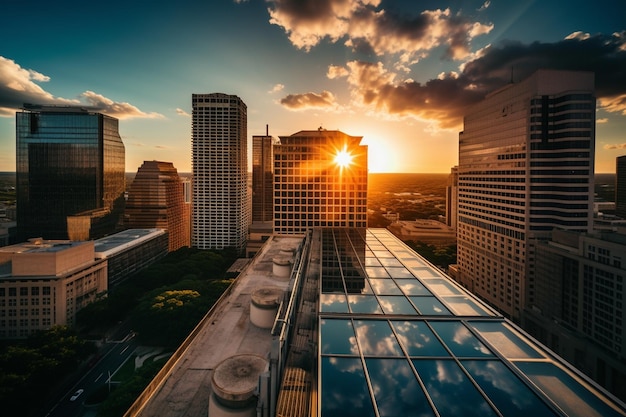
{"left": 0, "top": 0, "right": 625, "bottom": 174}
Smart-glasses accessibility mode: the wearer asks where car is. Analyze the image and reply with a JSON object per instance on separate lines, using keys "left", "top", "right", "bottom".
{"left": 70, "top": 389, "right": 84, "bottom": 401}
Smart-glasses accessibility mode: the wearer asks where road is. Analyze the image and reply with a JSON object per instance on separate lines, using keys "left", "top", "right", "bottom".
{"left": 41, "top": 328, "right": 138, "bottom": 417}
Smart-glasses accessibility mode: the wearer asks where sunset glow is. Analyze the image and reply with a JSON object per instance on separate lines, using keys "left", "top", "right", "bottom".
{"left": 334, "top": 147, "right": 353, "bottom": 168}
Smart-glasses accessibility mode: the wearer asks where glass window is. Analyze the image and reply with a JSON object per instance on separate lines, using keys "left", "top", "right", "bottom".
{"left": 354, "top": 320, "right": 403, "bottom": 356}
{"left": 365, "top": 358, "right": 435, "bottom": 417}
{"left": 348, "top": 295, "right": 383, "bottom": 314}
{"left": 321, "top": 356, "right": 375, "bottom": 417}
{"left": 429, "top": 321, "right": 493, "bottom": 357}
{"left": 469, "top": 321, "right": 544, "bottom": 359}
{"left": 391, "top": 321, "right": 449, "bottom": 357}
{"left": 409, "top": 296, "right": 451, "bottom": 315}
{"left": 377, "top": 296, "right": 418, "bottom": 315}
{"left": 321, "top": 319, "right": 358, "bottom": 355}
{"left": 412, "top": 359, "right": 498, "bottom": 417}
{"left": 368, "top": 279, "right": 403, "bottom": 295}
{"left": 320, "top": 294, "right": 349, "bottom": 313}
{"left": 442, "top": 296, "right": 494, "bottom": 316}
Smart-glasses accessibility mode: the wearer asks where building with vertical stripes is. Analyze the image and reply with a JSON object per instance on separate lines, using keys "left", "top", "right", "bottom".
{"left": 191, "top": 93, "right": 249, "bottom": 252}
{"left": 456, "top": 69, "right": 595, "bottom": 321}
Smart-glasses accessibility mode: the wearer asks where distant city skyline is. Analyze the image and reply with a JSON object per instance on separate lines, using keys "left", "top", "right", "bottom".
{"left": 1, "top": 0, "right": 625, "bottom": 173}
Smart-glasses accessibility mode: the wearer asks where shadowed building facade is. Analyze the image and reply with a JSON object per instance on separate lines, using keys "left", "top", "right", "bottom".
{"left": 124, "top": 161, "right": 190, "bottom": 252}
{"left": 273, "top": 129, "right": 368, "bottom": 235}
{"left": 15, "top": 104, "right": 125, "bottom": 242}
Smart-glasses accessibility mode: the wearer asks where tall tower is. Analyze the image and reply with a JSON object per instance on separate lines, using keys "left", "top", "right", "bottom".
{"left": 15, "top": 104, "right": 125, "bottom": 241}
{"left": 456, "top": 69, "right": 595, "bottom": 321}
{"left": 191, "top": 93, "right": 249, "bottom": 252}
{"left": 445, "top": 166, "right": 458, "bottom": 230}
{"left": 273, "top": 129, "right": 368, "bottom": 234}
{"left": 252, "top": 129, "right": 275, "bottom": 223}
{"left": 615, "top": 155, "right": 626, "bottom": 218}
{"left": 124, "top": 160, "right": 190, "bottom": 252}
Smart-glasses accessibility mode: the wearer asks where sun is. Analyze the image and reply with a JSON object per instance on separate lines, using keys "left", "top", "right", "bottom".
{"left": 334, "top": 147, "right": 353, "bottom": 168}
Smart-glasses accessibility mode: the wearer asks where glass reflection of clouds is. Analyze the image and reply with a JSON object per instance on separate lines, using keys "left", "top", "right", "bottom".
{"left": 413, "top": 359, "right": 498, "bottom": 417}
{"left": 409, "top": 296, "right": 451, "bottom": 315}
{"left": 348, "top": 295, "right": 383, "bottom": 314}
{"left": 365, "top": 358, "right": 435, "bottom": 417}
{"left": 384, "top": 266, "right": 415, "bottom": 278}
{"left": 321, "top": 318, "right": 359, "bottom": 355}
{"left": 469, "top": 321, "right": 544, "bottom": 359}
{"left": 321, "top": 356, "right": 376, "bottom": 417}
{"left": 429, "top": 321, "right": 493, "bottom": 357}
{"left": 320, "top": 293, "right": 349, "bottom": 313}
{"left": 365, "top": 266, "right": 390, "bottom": 278}
{"left": 391, "top": 320, "right": 449, "bottom": 357}
{"left": 421, "top": 278, "right": 464, "bottom": 295}
{"left": 463, "top": 360, "right": 559, "bottom": 416}
{"left": 368, "top": 279, "right": 403, "bottom": 295}
{"left": 442, "top": 296, "right": 494, "bottom": 316}
{"left": 379, "top": 257, "right": 404, "bottom": 267}
{"left": 398, "top": 281, "right": 431, "bottom": 296}
{"left": 354, "top": 320, "right": 403, "bottom": 356}
{"left": 378, "top": 296, "right": 418, "bottom": 314}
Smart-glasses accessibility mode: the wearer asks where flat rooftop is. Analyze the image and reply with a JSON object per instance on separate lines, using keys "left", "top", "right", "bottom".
{"left": 94, "top": 228, "right": 165, "bottom": 257}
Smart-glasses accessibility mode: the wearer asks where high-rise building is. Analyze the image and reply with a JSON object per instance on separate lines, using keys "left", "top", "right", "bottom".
{"left": 445, "top": 165, "right": 458, "bottom": 230}
{"left": 15, "top": 104, "right": 125, "bottom": 241}
{"left": 525, "top": 229, "right": 626, "bottom": 401}
{"left": 124, "top": 161, "right": 190, "bottom": 252}
{"left": 616, "top": 155, "right": 626, "bottom": 218}
{"left": 456, "top": 69, "right": 595, "bottom": 320}
{"left": 273, "top": 129, "right": 368, "bottom": 234}
{"left": 252, "top": 131, "right": 275, "bottom": 223}
{"left": 191, "top": 93, "right": 249, "bottom": 252}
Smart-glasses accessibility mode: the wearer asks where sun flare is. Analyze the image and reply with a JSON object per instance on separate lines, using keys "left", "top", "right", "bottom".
{"left": 334, "top": 147, "right": 353, "bottom": 168}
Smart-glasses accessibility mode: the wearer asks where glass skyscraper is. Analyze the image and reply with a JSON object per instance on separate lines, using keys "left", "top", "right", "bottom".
{"left": 15, "top": 105, "right": 125, "bottom": 241}
{"left": 191, "top": 93, "right": 249, "bottom": 252}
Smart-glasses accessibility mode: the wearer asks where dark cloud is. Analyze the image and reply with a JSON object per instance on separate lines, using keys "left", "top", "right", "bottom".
{"left": 280, "top": 90, "right": 338, "bottom": 110}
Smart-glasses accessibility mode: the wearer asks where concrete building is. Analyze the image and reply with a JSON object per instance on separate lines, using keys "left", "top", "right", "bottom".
{"left": 387, "top": 219, "right": 456, "bottom": 246}
{"left": 0, "top": 238, "right": 107, "bottom": 339}
{"left": 191, "top": 93, "right": 249, "bottom": 253}
{"left": 124, "top": 161, "right": 190, "bottom": 252}
{"left": 15, "top": 104, "right": 126, "bottom": 242}
{"left": 456, "top": 69, "right": 595, "bottom": 321}
{"left": 94, "top": 228, "right": 168, "bottom": 289}
{"left": 525, "top": 229, "right": 626, "bottom": 401}
{"left": 273, "top": 129, "right": 368, "bottom": 234}
{"left": 126, "top": 228, "right": 626, "bottom": 417}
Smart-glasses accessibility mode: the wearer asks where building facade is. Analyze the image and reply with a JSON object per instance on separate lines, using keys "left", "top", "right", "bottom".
{"left": 525, "top": 229, "right": 626, "bottom": 401}
{"left": 124, "top": 161, "right": 190, "bottom": 252}
{"left": 445, "top": 165, "right": 458, "bottom": 230}
{"left": 252, "top": 133, "right": 275, "bottom": 223}
{"left": 456, "top": 70, "right": 595, "bottom": 320}
{"left": 15, "top": 104, "right": 126, "bottom": 242}
{"left": 273, "top": 129, "right": 368, "bottom": 234}
{"left": 616, "top": 155, "right": 626, "bottom": 219}
{"left": 0, "top": 239, "right": 107, "bottom": 339}
{"left": 191, "top": 94, "right": 249, "bottom": 252}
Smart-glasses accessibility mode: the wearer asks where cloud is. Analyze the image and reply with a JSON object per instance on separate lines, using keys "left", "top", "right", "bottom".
{"left": 604, "top": 143, "right": 626, "bottom": 150}
{"left": 269, "top": 83, "right": 285, "bottom": 93}
{"left": 176, "top": 108, "right": 190, "bottom": 117}
{"left": 597, "top": 118, "right": 609, "bottom": 124}
{"left": 478, "top": 1, "right": 490, "bottom": 11}
{"left": 317, "top": 31, "right": 626, "bottom": 131}
{"left": 267, "top": 1, "right": 492, "bottom": 61}
{"left": 280, "top": 90, "right": 339, "bottom": 110}
{"left": 0, "top": 55, "right": 163, "bottom": 119}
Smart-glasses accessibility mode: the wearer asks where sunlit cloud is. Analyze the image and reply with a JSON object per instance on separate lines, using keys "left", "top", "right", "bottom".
{"left": 604, "top": 143, "right": 626, "bottom": 150}
{"left": 478, "top": 1, "right": 490, "bottom": 11}
{"left": 597, "top": 118, "right": 609, "bottom": 124}
{"left": 176, "top": 108, "right": 190, "bottom": 117}
{"left": 269, "top": 83, "right": 285, "bottom": 93}
{"left": 0, "top": 55, "right": 163, "bottom": 119}
{"left": 267, "top": 1, "right": 492, "bottom": 62}
{"left": 280, "top": 90, "right": 339, "bottom": 111}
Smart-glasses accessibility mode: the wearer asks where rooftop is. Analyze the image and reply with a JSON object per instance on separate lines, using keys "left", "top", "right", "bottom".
{"left": 94, "top": 229, "right": 166, "bottom": 257}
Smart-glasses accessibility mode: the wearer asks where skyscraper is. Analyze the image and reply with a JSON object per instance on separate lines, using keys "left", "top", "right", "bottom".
{"left": 456, "top": 69, "right": 595, "bottom": 320}
{"left": 616, "top": 155, "right": 626, "bottom": 218}
{"left": 124, "top": 160, "right": 190, "bottom": 252}
{"left": 445, "top": 165, "right": 458, "bottom": 230}
{"left": 15, "top": 104, "right": 125, "bottom": 241}
{"left": 273, "top": 129, "right": 368, "bottom": 234}
{"left": 252, "top": 130, "right": 275, "bottom": 223}
{"left": 191, "top": 93, "right": 249, "bottom": 252}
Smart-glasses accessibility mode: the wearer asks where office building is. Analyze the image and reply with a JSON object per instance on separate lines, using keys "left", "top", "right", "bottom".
{"left": 124, "top": 161, "right": 190, "bottom": 252}
{"left": 129, "top": 228, "right": 626, "bottom": 417}
{"left": 445, "top": 165, "right": 458, "bottom": 230}
{"left": 191, "top": 93, "right": 249, "bottom": 253}
{"left": 0, "top": 238, "right": 107, "bottom": 339}
{"left": 94, "top": 228, "right": 168, "bottom": 289}
{"left": 273, "top": 129, "right": 368, "bottom": 234}
{"left": 616, "top": 156, "right": 626, "bottom": 218}
{"left": 525, "top": 229, "right": 626, "bottom": 401}
{"left": 456, "top": 69, "right": 595, "bottom": 320}
{"left": 252, "top": 131, "right": 275, "bottom": 223}
{"left": 15, "top": 104, "right": 125, "bottom": 242}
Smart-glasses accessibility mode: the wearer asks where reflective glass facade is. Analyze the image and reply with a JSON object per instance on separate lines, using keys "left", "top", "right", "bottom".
{"left": 316, "top": 228, "right": 626, "bottom": 417}
{"left": 252, "top": 135, "right": 274, "bottom": 222}
{"left": 16, "top": 107, "right": 125, "bottom": 241}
